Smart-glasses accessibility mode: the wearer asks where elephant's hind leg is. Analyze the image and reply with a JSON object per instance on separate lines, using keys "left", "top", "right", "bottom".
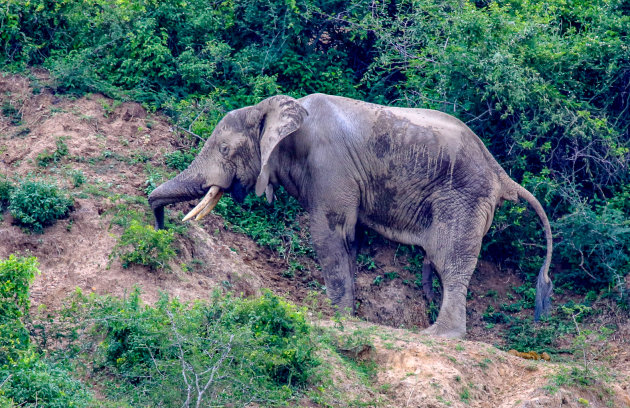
{"left": 421, "top": 228, "right": 484, "bottom": 338}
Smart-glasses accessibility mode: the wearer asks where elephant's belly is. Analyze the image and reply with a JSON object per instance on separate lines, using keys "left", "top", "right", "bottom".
{"left": 359, "top": 217, "right": 426, "bottom": 247}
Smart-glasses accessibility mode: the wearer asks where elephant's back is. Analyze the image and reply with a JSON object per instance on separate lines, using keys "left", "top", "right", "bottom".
{"left": 299, "top": 94, "right": 486, "bottom": 155}
{"left": 298, "top": 93, "right": 508, "bottom": 190}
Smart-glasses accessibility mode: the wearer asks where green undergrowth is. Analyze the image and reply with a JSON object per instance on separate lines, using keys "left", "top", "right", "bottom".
{"left": 215, "top": 187, "right": 314, "bottom": 260}
{"left": 0, "top": 255, "right": 94, "bottom": 408}
{"left": 42, "top": 288, "right": 319, "bottom": 406}
{"left": 481, "top": 288, "right": 622, "bottom": 362}
{"left": 4, "top": 252, "right": 374, "bottom": 407}
{"left": 4, "top": 177, "right": 74, "bottom": 233}
{"left": 31, "top": 285, "right": 379, "bottom": 407}
{"left": 106, "top": 202, "right": 185, "bottom": 272}
{"left": 4, "top": 251, "right": 314, "bottom": 406}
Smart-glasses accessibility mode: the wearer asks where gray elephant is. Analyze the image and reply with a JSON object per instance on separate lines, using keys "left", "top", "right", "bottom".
{"left": 148, "top": 94, "right": 553, "bottom": 338}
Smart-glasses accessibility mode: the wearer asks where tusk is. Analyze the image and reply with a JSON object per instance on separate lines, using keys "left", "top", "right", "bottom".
{"left": 194, "top": 189, "right": 223, "bottom": 221}
{"left": 182, "top": 186, "right": 223, "bottom": 222}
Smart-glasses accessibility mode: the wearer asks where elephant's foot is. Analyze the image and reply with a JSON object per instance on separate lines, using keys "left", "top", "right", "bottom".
{"left": 421, "top": 322, "right": 465, "bottom": 339}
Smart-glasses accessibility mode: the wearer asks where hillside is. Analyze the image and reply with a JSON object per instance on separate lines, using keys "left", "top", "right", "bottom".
{"left": 1, "top": 72, "right": 629, "bottom": 407}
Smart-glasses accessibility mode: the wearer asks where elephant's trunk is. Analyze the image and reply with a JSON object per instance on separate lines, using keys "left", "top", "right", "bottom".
{"left": 148, "top": 170, "right": 208, "bottom": 230}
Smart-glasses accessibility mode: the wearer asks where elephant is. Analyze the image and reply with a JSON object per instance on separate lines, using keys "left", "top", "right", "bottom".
{"left": 148, "top": 94, "right": 553, "bottom": 338}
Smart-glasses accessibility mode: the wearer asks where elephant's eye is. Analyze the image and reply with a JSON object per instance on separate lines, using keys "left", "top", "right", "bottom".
{"left": 219, "top": 143, "right": 230, "bottom": 156}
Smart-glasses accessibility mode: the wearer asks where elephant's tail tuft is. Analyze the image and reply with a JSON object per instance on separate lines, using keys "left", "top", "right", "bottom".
{"left": 511, "top": 182, "right": 553, "bottom": 320}
{"left": 535, "top": 267, "right": 553, "bottom": 320}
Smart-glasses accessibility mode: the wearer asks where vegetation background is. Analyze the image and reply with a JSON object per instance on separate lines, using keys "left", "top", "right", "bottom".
{"left": 0, "top": 0, "right": 628, "bottom": 406}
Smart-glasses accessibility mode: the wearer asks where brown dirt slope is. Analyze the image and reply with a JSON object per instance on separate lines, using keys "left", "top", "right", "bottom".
{"left": 324, "top": 320, "right": 630, "bottom": 408}
{"left": 0, "top": 72, "right": 270, "bottom": 308}
{"left": 0, "top": 72, "right": 628, "bottom": 407}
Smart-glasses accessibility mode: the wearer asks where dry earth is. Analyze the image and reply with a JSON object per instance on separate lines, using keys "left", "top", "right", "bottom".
{"left": 1, "top": 72, "right": 628, "bottom": 407}
{"left": 323, "top": 321, "right": 630, "bottom": 408}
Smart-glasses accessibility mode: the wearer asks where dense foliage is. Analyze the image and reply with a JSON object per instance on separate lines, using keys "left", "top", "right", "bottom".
{"left": 51, "top": 288, "right": 318, "bottom": 407}
{"left": 0, "top": 253, "right": 319, "bottom": 407}
{"left": 1, "top": 0, "right": 628, "bottom": 303}
{"left": 0, "top": 255, "right": 93, "bottom": 408}
{"left": 8, "top": 179, "right": 73, "bottom": 232}
{"left": 113, "top": 219, "right": 177, "bottom": 270}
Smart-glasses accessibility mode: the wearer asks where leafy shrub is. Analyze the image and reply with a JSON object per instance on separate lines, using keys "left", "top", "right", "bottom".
{"left": 554, "top": 194, "right": 630, "bottom": 302}
{"left": 8, "top": 179, "right": 73, "bottom": 232}
{"left": 164, "top": 150, "right": 195, "bottom": 171}
{"left": 1, "top": 358, "right": 93, "bottom": 408}
{"left": 64, "top": 288, "right": 317, "bottom": 406}
{"left": 231, "top": 290, "right": 315, "bottom": 386}
{"left": 0, "top": 255, "right": 39, "bottom": 367}
{"left": 112, "top": 220, "right": 176, "bottom": 270}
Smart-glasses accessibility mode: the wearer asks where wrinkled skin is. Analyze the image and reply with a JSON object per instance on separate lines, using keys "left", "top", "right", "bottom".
{"left": 149, "top": 94, "right": 553, "bottom": 338}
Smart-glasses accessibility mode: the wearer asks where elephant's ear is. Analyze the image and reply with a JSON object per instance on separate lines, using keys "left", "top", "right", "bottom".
{"left": 255, "top": 95, "right": 308, "bottom": 197}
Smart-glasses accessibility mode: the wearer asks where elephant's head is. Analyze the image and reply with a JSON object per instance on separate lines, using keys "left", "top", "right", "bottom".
{"left": 148, "top": 95, "right": 308, "bottom": 229}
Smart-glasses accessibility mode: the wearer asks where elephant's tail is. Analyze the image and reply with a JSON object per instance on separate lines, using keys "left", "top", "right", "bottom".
{"left": 503, "top": 180, "right": 553, "bottom": 320}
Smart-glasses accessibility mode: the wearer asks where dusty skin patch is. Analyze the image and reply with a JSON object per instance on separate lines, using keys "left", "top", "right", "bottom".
{"left": 0, "top": 72, "right": 628, "bottom": 407}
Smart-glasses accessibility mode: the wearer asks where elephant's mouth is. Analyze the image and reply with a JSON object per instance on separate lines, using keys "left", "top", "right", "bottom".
{"left": 226, "top": 178, "right": 248, "bottom": 203}
{"left": 182, "top": 186, "right": 224, "bottom": 222}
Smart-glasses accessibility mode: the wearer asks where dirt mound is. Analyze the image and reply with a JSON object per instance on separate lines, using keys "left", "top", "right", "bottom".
{"left": 326, "top": 321, "right": 630, "bottom": 408}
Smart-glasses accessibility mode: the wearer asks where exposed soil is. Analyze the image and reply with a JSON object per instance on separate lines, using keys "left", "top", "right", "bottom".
{"left": 324, "top": 320, "right": 630, "bottom": 408}
{"left": 1, "top": 72, "right": 628, "bottom": 407}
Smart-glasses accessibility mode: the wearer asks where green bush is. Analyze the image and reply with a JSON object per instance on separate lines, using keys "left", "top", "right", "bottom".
{"left": 554, "top": 194, "right": 630, "bottom": 302}
{"left": 0, "top": 255, "right": 94, "bottom": 407}
{"left": 0, "top": 358, "right": 93, "bottom": 408}
{"left": 164, "top": 150, "right": 195, "bottom": 171}
{"left": 113, "top": 220, "right": 176, "bottom": 270}
{"left": 64, "top": 288, "right": 317, "bottom": 406}
{"left": 8, "top": 179, "right": 73, "bottom": 232}
{"left": 0, "top": 255, "right": 39, "bottom": 367}
{"left": 231, "top": 290, "right": 315, "bottom": 386}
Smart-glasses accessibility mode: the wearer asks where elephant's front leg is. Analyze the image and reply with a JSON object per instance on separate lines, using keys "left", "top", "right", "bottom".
{"left": 310, "top": 209, "right": 358, "bottom": 314}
